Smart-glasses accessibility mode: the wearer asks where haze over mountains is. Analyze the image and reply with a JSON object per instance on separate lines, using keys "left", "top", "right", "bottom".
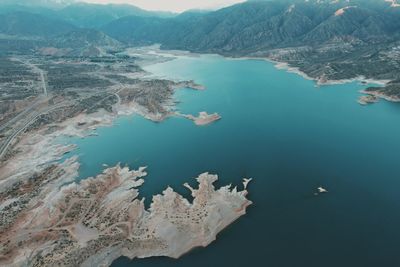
{"left": 103, "top": 0, "right": 400, "bottom": 50}
{"left": 1, "top": 0, "right": 400, "bottom": 96}
{"left": 2, "top": 0, "right": 399, "bottom": 45}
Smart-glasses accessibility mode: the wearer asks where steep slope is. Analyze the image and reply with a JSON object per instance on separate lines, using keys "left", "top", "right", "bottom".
{"left": 0, "top": 11, "right": 121, "bottom": 57}
{"left": 102, "top": 0, "right": 400, "bottom": 52}
{"left": 55, "top": 28, "right": 121, "bottom": 48}
{"left": 101, "top": 0, "right": 400, "bottom": 98}
{"left": 0, "top": 2, "right": 176, "bottom": 29}
{"left": 303, "top": 6, "right": 393, "bottom": 44}
{"left": 102, "top": 16, "right": 169, "bottom": 45}
{"left": 0, "top": 11, "right": 76, "bottom": 38}
{"left": 58, "top": 3, "right": 175, "bottom": 28}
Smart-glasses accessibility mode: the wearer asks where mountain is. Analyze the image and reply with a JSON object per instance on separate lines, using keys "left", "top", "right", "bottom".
{"left": 0, "top": 11, "right": 76, "bottom": 38}
{"left": 43, "top": 28, "right": 122, "bottom": 57}
{"left": 0, "top": 0, "right": 76, "bottom": 9}
{"left": 55, "top": 28, "right": 120, "bottom": 48}
{"left": 57, "top": 3, "right": 176, "bottom": 28}
{"left": 0, "top": 12, "right": 121, "bottom": 57}
{"left": 1, "top": 0, "right": 400, "bottom": 96}
{"left": 0, "top": 2, "right": 176, "bottom": 29}
{"left": 102, "top": 0, "right": 400, "bottom": 53}
{"left": 101, "top": 0, "right": 400, "bottom": 97}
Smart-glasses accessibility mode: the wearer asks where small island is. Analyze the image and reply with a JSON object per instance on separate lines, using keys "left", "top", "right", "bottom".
{"left": 180, "top": 111, "right": 221, "bottom": 126}
{"left": 358, "top": 95, "right": 379, "bottom": 105}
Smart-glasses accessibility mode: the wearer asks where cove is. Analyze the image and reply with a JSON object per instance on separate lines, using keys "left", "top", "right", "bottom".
{"left": 66, "top": 54, "right": 400, "bottom": 267}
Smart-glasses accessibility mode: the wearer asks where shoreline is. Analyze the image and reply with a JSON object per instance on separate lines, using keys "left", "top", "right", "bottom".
{"left": 0, "top": 155, "right": 252, "bottom": 266}
{"left": 0, "top": 48, "right": 253, "bottom": 266}
{"left": 1, "top": 45, "right": 395, "bottom": 265}
{"left": 177, "top": 111, "right": 221, "bottom": 126}
{"left": 272, "top": 60, "right": 390, "bottom": 87}
{"left": 360, "top": 89, "right": 400, "bottom": 103}
{"left": 133, "top": 46, "right": 392, "bottom": 90}
{"left": 225, "top": 55, "right": 391, "bottom": 87}
{"left": 0, "top": 47, "right": 213, "bottom": 186}
{"left": 2, "top": 45, "right": 393, "bottom": 201}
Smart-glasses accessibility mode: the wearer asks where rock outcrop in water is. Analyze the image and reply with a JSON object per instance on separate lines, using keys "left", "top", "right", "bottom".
{"left": 180, "top": 111, "right": 221, "bottom": 126}
{"left": 0, "top": 158, "right": 252, "bottom": 266}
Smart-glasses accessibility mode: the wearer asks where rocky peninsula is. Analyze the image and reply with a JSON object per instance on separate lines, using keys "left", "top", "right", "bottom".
{"left": 0, "top": 158, "right": 251, "bottom": 266}
{"left": 358, "top": 95, "right": 380, "bottom": 105}
{"left": 179, "top": 112, "right": 221, "bottom": 126}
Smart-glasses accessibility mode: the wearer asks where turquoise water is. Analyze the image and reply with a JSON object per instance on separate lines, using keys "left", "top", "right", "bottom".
{"left": 68, "top": 55, "right": 400, "bottom": 267}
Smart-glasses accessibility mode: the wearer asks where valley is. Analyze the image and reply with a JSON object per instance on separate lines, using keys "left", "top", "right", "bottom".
{"left": 1, "top": 1, "right": 400, "bottom": 267}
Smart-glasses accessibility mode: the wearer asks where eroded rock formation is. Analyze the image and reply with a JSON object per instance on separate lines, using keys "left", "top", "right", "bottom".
{"left": 0, "top": 158, "right": 252, "bottom": 266}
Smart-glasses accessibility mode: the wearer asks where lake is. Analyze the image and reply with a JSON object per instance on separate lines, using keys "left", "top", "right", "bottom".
{"left": 67, "top": 54, "right": 400, "bottom": 267}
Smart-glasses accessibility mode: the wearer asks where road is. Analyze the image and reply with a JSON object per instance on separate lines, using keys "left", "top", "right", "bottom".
{"left": 0, "top": 88, "right": 121, "bottom": 160}
{"left": 0, "top": 62, "right": 49, "bottom": 133}
{"left": 0, "top": 103, "right": 71, "bottom": 160}
{"left": 40, "top": 70, "right": 47, "bottom": 97}
{"left": 11, "top": 58, "right": 48, "bottom": 98}
{"left": 114, "top": 92, "right": 121, "bottom": 106}
{"left": 0, "top": 99, "right": 42, "bottom": 133}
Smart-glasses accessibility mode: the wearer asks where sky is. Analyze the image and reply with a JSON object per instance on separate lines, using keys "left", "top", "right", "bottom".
{"left": 81, "top": 0, "right": 246, "bottom": 12}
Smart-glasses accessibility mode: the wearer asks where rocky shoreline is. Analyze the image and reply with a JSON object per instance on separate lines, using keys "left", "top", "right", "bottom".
{"left": 226, "top": 54, "right": 393, "bottom": 104}
{"left": 274, "top": 61, "right": 390, "bottom": 87}
{"left": 0, "top": 50, "right": 250, "bottom": 267}
{"left": 264, "top": 58, "right": 399, "bottom": 105}
{"left": 178, "top": 111, "right": 221, "bottom": 126}
{"left": 0, "top": 157, "right": 251, "bottom": 266}
{"left": 357, "top": 94, "right": 380, "bottom": 105}
{"left": 360, "top": 89, "right": 400, "bottom": 103}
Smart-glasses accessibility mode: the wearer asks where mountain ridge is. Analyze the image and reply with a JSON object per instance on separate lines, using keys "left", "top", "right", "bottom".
{"left": 100, "top": 0, "right": 400, "bottom": 99}
{"left": 1, "top": 0, "right": 400, "bottom": 99}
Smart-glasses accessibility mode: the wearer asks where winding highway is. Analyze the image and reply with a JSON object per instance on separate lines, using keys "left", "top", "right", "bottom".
{"left": 0, "top": 103, "right": 70, "bottom": 160}
{"left": 0, "top": 69, "right": 122, "bottom": 160}
{"left": 0, "top": 61, "right": 49, "bottom": 129}
{"left": 0, "top": 99, "right": 42, "bottom": 133}
{"left": 0, "top": 62, "right": 52, "bottom": 160}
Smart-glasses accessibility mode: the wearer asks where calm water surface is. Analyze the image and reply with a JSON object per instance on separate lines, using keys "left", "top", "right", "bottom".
{"left": 67, "top": 55, "right": 400, "bottom": 267}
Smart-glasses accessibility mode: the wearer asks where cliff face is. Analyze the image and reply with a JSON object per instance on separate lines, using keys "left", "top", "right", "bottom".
{"left": 0, "top": 159, "right": 252, "bottom": 266}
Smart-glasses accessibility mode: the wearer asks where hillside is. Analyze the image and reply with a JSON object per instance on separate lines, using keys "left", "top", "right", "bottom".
{"left": 0, "top": 11, "right": 75, "bottom": 38}
{"left": 101, "top": 0, "right": 400, "bottom": 97}
{"left": 0, "top": 12, "right": 120, "bottom": 57}
{"left": 1, "top": 0, "right": 400, "bottom": 98}
{"left": 0, "top": 2, "right": 176, "bottom": 28}
{"left": 58, "top": 3, "right": 175, "bottom": 28}
{"left": 103, "top": 0, "right": 400, "bottom": 52}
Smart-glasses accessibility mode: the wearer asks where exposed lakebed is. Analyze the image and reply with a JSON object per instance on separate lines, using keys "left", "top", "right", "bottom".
{"left": 65, "top": 54, "right": 400, "bottom": 267}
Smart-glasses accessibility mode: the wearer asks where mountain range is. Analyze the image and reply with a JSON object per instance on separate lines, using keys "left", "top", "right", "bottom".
{"left": 102, "top": 0, "right": 400, "bottom": 51}
{"left": 1, "top": 0, "right": 400, "bottom": 97}
{"left": 0, "top": 1, "right": 176, "bottom": 28}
